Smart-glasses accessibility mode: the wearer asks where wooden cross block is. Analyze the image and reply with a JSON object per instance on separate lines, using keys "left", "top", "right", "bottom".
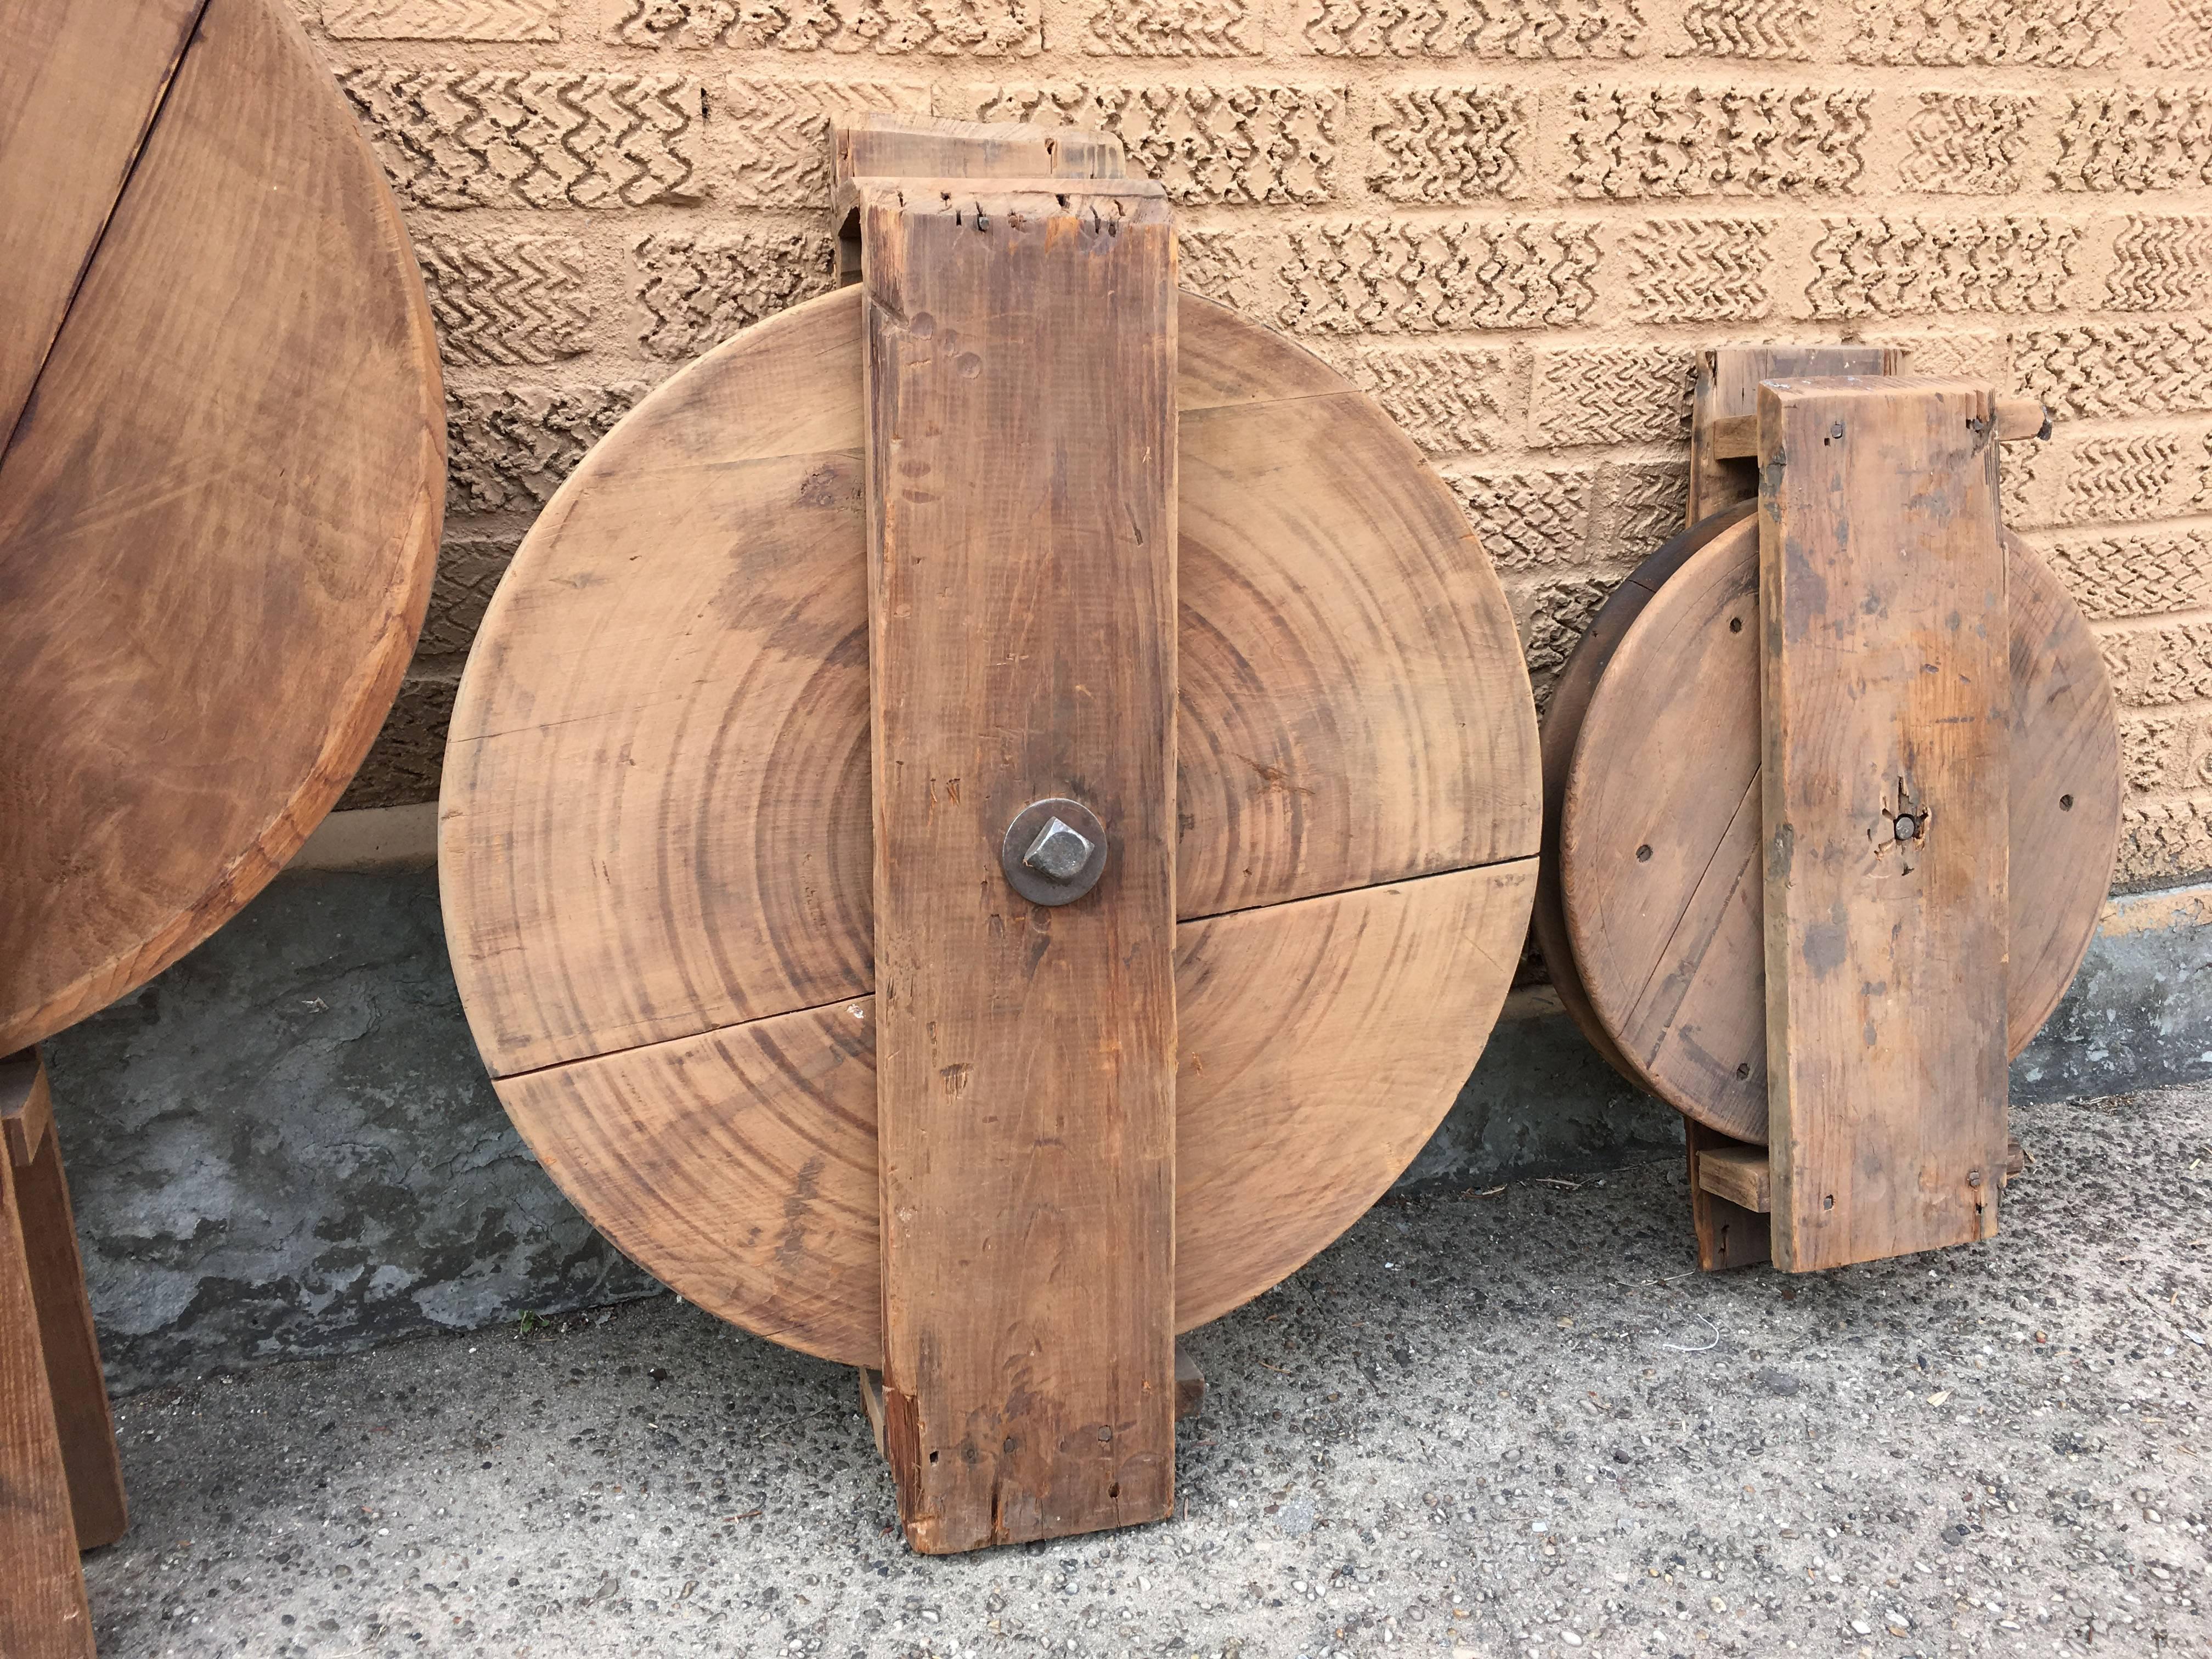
{"left": 1758, "top": 378, "right": 2012, "bottom": 1273}
{"left": 859, "top": 176, "right": 1180, "bottom": 1552}
{"left": 2, "top": 1050, "right": 128, "bottom": 1656}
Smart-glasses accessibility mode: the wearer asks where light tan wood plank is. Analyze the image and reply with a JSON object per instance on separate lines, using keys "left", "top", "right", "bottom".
{"left": 496, "top": 861, "right": 1533, "bottom": 1369}
{"left": 441, "top": 286, "right": 1538, "bottom": 1079}
{"left": 0, "top": 0, "right": 442, "bottom": 1053}
{"left": 1689, "top": 346, "right": 1900, "bottom": 523}
{"left": 1761, "top": 376, "right": 2011, "bottom": 1271}
{"left": 1695, "top": 1145, "right": 1771, "bottom": 1214}
{"left": 0, "top": 0, "right": 203, "bottom": 456}
{"left": 861, "top": 179, "right": 1178, "bottom": 1552}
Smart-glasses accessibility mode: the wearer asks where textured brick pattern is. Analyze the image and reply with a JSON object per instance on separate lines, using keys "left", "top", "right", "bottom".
{"left": 1366, "top": 88, "right": 1526, "bottom": 202}
{"left": 1622, "top": 217, "right": 1770, "bottom": 321}
{"left": 1565, "top": 87, "right": 1869, "bottom": 199}
{"left": 964, "top": 84, "right": 1345, "bottom": 204}
{"left": 324, "top": 0, "right": 561, "bottom": 37}
{"left": 304, "top": 0, "right": 2212, "bottom": 898}
{"left": 601, "top": 0, "right": 1042, "bottom": 53}
{"left": 1301, "top": 0, "right": 1648, "bottom": 58}
{"left": 2038, "top": 529, "right": 2212, "bottom": 619}
{"left": 1900, "top": 93, "right": 2036, "bottom": 194}
{"left": 417, "top": 236, "right": 592, "bottom": 365}
{"left": 339, "top": 69, "right": 704, "bottom": 208}
{"left": 725, "top": 80, "right": 931, "bottom": 206}
{"left": 1274, "top": 219, "right": 1600, "bottom": 332}
{"left": 1805, "top": 215, "right": 2080, "bottom": 318}
{"left": 633, "top": 231, "right": 838, "bottom": 359}
{"left": 447, "top": 384, "right": 649, "bottom": 514}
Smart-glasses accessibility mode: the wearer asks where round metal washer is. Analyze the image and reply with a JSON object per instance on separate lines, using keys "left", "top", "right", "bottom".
{"left": 1001, "top": 798, "right": 1109, "bottom": 906}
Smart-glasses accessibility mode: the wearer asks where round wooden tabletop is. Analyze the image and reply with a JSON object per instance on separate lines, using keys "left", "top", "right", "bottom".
{"left": 0, "top": 0, "right": 442, "bottom": 1053}
{"left": 1543, "top": 510, "right": 2121, "bottom": 1143}
{"left": 441, "top": 286, "right": 1543, "bottom": 1368}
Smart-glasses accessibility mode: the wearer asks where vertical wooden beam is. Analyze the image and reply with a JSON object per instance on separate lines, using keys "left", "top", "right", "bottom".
{"left": 1759, "top": 377, "right": 2011, "bottom": 1272}
{"left": 861, "top": 179, "right": 1178, "bottom": 1552}
{"left": 0, "top": 1083, "right": 97, "bottom": 1654}
{"left": 1688, "top": 346, "right": 1904, "bottom": 525}
{"left": 1, "top": 1056, "right": 127, "bottom": 1550}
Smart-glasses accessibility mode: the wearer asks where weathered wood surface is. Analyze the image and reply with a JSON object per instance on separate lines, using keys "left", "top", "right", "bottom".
{"left": 859, "top": 179, "right": 1178, "bottom": 1551}
{"left": 1703, "top": 396, "right": 2046, "bottom": 461}
{"left": 1688, "top": 346, "right": 1901, "bottom": 523}
{"left": 0, "top": 1123, "right": 94, "bottom": 1656}
{"left": 442, "top": 285, "right": 1538, "bottom": 1077}
{"left": 1, "top": 1058, "right": 126, "bottom": 1551}
{"left": 1760, "top": 376, "right": 2011, "bottom": 1271}
{"left": 1695, "top": 1146, "right": 1771, "bottom": 1214}
{"left": 0, "top": 0, "right": 201, "bottom": 457}
{"left": 1684, "top": 1118, "right": 1771, "bottom": 1272}
{"left": 0, "top": 0, "right": 442, "bottom": 1054}
{"left": 497, "top": 861, "right": 1534, "bottom": 1367}
{"left": 1554, "top": 516, "right": 2118, "bottom": 1142}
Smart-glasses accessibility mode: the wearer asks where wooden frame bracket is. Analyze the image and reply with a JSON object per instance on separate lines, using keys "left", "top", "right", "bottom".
{"left": 1, "top": 1049, "right": 129, "bottom": 1658}
{"left": 838, "top": 116, "right": 1179, "bottom": 1554}
{"left": 1680, "top": 352, "right": 2053, "bottom": 1274}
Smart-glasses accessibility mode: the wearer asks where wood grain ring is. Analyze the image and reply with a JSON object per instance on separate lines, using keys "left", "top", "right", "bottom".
{"left": 1548, "top": 511, "right": 2121, "bottom": 1143}
{"left": 441, "top": 285, "right": 1542, "bottom": 1365}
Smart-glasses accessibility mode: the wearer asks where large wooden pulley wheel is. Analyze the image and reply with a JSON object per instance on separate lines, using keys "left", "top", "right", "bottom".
{"left": 442, "top": 285, "right": 1543, "bottom": 1368}
{"left": 1, "top": 0, "right": 442, "bottom": 1053}
{"left": 1533, "top": 504, "right": 2122, "bottom": 1144}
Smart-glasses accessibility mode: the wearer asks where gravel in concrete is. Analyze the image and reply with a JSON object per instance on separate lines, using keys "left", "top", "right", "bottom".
{"left": 84, "top": 1084, "right": 2209, "bottom": 1657}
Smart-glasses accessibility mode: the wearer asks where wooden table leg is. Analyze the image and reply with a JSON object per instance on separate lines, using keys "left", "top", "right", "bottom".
{"left": 0, "top": 1063, "right": 98, "bottom": 1656}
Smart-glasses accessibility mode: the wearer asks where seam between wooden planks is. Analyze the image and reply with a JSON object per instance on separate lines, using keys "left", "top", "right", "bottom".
{"left": 482, "top": 854, "right": 1539, "bottom": 1084}
{"left": 1621, "top": 765, "right": 1762, "bottom": 1068}
{"left": 0, "top": 0, "right": 213, "bottom": 469}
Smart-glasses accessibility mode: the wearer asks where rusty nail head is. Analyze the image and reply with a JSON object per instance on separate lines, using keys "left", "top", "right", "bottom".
{"left": 1894, "top": 815, "right": 1916, "bottom": 840}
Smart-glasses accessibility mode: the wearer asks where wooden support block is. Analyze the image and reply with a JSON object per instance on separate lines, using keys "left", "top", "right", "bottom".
{"left": 2, "top": 1048, "right": 54, "bottom": 1167}
{"left": 1690, "top": 346, "right": 1903, "bottom": 523}
{"left": 1174, "top": 1346, "right": 1205, "bottom": 1424}
{"left": 1695, "top": 1146, "right": 1771, "bottom": 1214}
{"left": 1685, "top": 1119, "right": 1770, "bottom": 1273}
{"left": 1706, "top": 396, "right": 2048, "bottom": 462}
{"left": 831, "top": 115, "right": 1125, "bottom": 284}
{"left": 862, "top": 178, "right": 1179, "bottom": 1553}
{"left": 0, "top": 1114, "right": 96, "bottom": 1656}
{"left": 1760, "top": 377, "right": 2011, "bottom": 1273}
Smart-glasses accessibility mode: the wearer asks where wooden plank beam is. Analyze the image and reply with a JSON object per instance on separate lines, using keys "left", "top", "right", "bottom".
{"left": 862, "top": 178, "right": 1178, "bottom": 1552}
{"left": 1760, "top": 376, "right": 2011, "bottom": 1272}
{"left": 1684, "top": 1119, "right": 1770, "bottom": 1272}
{"left": 1695, "top": 1145, "right": 1771, "bottom": 1214}
{"left": 1689, "top": 346, "right": 1901, "bottom": 523}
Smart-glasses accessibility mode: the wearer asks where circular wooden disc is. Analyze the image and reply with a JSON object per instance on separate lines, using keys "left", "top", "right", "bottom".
{"left": 442, "top": 285, "right": 1542, "bottom": 1367}
{"left": 0, "top": 0, "right": 442, "bottom": 1052}
{"left": 1549, "top": 511, "right": 2121, "bottom": 1142}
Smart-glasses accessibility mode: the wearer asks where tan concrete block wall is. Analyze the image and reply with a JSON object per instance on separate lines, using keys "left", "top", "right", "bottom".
{"left": 307, "top": 0, "right": 2212, "bottom": 893}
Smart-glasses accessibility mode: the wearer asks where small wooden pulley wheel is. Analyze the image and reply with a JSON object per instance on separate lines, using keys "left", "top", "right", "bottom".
{"left": 1535, "top": 505, "right": 2121, "bottom": 1146}
{"left": 443, "top": 118, "right": 1540, "bottom": 1548}
{"left": 1, "top": 0, "right": 443, "bottom": 1054}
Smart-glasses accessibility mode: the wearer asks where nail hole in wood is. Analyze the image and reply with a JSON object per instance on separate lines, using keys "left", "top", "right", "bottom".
{"left": 1823, "top": 1194, "right": 1835, "bottom": 1210}
{"left": 1730, "top": 617, "right": 1743, "bottom": 633}
{"left": 2060, "top": 793, "right": 2073, "bottom": 810}
{"left": 1636, "top": 844, "right": 1652, "bottom": 862}
{"left": 1735, "top": 1062, "right": 1750, "bottom": 1079}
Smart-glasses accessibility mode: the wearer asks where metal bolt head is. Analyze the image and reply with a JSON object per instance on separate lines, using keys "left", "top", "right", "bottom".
{"left": 1830, "top": 421, "right": 1846, "bottom": 439}
{"left": 1023, "top": 816, "right": 1093, "bottom": 882}
{"left": 1966, "top": 1169, "right": 1984, "bottom": 1188}
{"left": 1894, "top": 815, "right": 1916, "bottom": 840}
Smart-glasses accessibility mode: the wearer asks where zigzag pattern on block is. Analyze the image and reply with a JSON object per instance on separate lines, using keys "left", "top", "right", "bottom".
{"left": 2015, "top": 321, "right": 2212, "bottom": 419}
{"left": 2107, "top": 216, "right": 2212, "bottom": 313}
{"left": 635, "top": 232, "right": 839, "bottom": 361}
{"left": 1623, "top": 218, "right": 1770, "bottom": 321}
{"left": 446, "top": 385, "right": 652, "bottom": 515}
{"left": 2118, "top": 794, "right": 2212, "bottom": 886}
{"left": 1900, "top": 92, "right": 2036, "bottom": 194}
{"left": 2104, "top": 618, "right": 2212, "bottom": 707}
{"left": 1565, "top": 87, "right": 1869, "bottom": 198}
{"left": 1177, "top": 230, "right": 1259, "bottom": 312}
{"left": 965, "top": 84, "right": 1344, "bottom": 205}
{"left": 337, "top": 68, "right": 703, "bottom": 208}
{"left": 1518, "top": 576, "right": 1622, "bottom": 684}
{"left": 601, "top": 0, "right": 1042, "bottom": 52}
{"left": 1847, "top": 0, "right": 2125, "bottom": 66}
{"left": 1529, "top": 346, "right": 1694, "bottom": 445}
{"left": 726, "top": 80, "right": 931, "bottom": 206}
{"left": 1083, "top": 0, "right": 1257, "bottom": 53}
{"left": 1805, "top": 215, "right": 2079, "bottom": 318}
{"left": 1336, "top": 346, "right": 1510, "bottom": 455}
{"left": 2052, "top": 90, "right": 2212, "bottom": 191}
{"left": 323, "top": 0, "right": 560, "bottom": 38}
{"left": 421, "top": 538, "right": 521, "bottom": 658}
{"left": 1367, "top": 88, "right": 1526, "bottom": 202}
{"left": 1678, "top": 0, "right": 1815, "bottom": 58}
{"left": 417, "top": 238, "right": 592, "bottom": 366}
{"left": 1603, "top": 461, "right": 1691, "bottom": 556}
{"left": 2042, "top": 434, "right": 2189, "bottom": 527}
{"left": 338, "top": 674, "right": 458, "bottom": 811}
{"left": 2038, "top": 529, "right": 2212, "bottom": 619}
{"left": 1301, "top": 0, "right": 1647, "bottom": 58}
{"left": 1274, "top": 219, "right": 1600, "bottom": 333}
{"left": 1446, "top": 469, "right": 1594, "bottom": 570}
{"left": 2151, "top": 0, "right": 2212, "bottom": 66}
